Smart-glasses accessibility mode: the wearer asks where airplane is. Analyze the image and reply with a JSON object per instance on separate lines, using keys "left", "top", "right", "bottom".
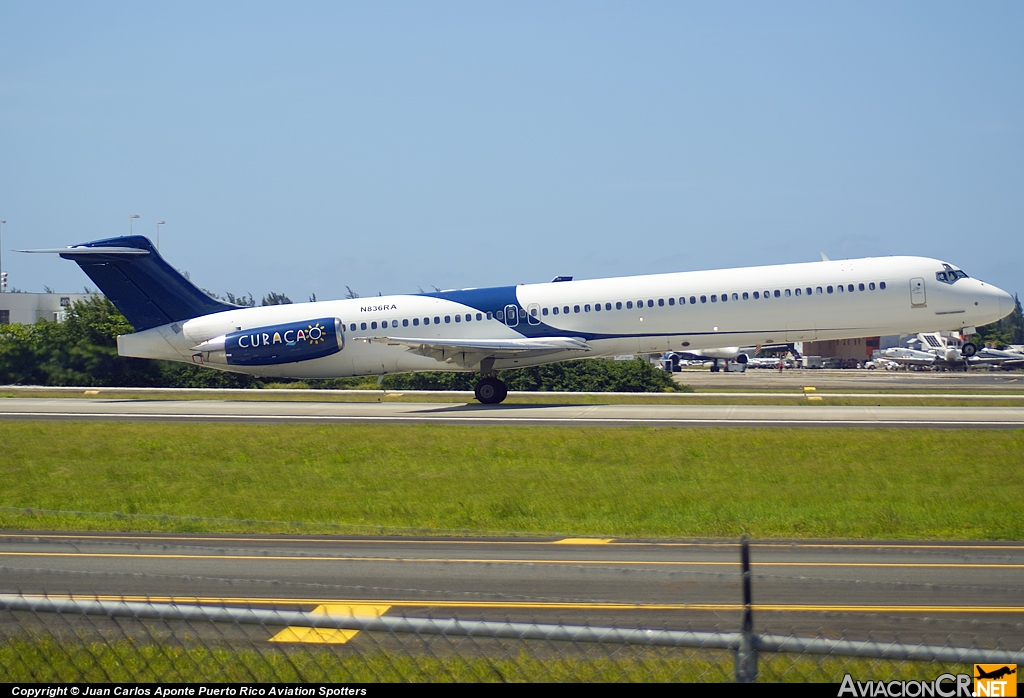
{"left": 24, "top": 236, "right": 1015, "bottom": 404}
{"left": 975, "top": 666, "right": 1016, "bottom": 681}
{"left": 878, "top": 332, "right": 1023, "bottom": 371}
{"left": 664, "top": 344, "right": 795, "bottom": 372}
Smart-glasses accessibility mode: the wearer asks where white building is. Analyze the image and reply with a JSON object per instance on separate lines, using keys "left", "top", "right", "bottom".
{"left": 0, "top": 293, "right": 95, "bottom": 325}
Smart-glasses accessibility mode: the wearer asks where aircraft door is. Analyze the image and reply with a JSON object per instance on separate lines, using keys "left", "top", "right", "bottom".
{"left": 910, "top": 278, "right": 927, "bottom": 307}
{"left": 527, "top": 303, "right": 541, "bottom": 326}
{"left": 504, "top": 304, "right": 519, "bottom": 327}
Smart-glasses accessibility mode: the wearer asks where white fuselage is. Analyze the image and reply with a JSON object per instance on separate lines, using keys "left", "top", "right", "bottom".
{"left": 117, "top": 255, "right": 1013, "bottom": 379}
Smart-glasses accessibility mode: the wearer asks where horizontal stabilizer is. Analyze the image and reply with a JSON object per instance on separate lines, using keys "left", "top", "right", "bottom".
{"left": 20, "top": 246, "right": 150, "bottom": 256}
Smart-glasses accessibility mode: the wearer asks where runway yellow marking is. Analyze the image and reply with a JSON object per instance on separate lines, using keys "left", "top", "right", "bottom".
{"left": 269, "top": 603, "right": 391, "bottom": 644}
{"left": 3, "top": 551, "right": 1024, "bottom": 568}
{"left": 5, "top": 534, "right": 1024, "bottom": 551}
{"left": 23, "top": 595, "right": 1024, "bottom": 615}
{"left": 554, "top": 538, "right": 613, "bottom": 545}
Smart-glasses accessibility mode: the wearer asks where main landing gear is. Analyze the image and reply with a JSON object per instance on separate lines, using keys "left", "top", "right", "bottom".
{"left": 474, "top": 376, "right": 508, "bottom": 405}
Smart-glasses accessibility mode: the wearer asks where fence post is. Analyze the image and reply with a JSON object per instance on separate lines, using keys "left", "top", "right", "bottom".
{"left": 735, "top": 534, "right": 758, "bottom": 682}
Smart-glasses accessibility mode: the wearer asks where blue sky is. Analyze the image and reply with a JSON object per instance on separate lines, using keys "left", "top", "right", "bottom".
{"left": 2, "top": 2, "right": 1022, "bottom": 300}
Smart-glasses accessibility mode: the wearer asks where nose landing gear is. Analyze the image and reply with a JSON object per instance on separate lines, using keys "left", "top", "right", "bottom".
{"left": 474, "top": 376, "right": 508, "bottom": 405}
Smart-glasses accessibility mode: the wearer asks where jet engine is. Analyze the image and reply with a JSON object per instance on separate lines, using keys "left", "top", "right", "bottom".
{"left": 192, "top": 318, "right": 343, "bottom": 366}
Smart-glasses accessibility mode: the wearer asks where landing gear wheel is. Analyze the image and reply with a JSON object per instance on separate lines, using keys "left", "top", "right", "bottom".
{"left": 962, "top": 342, "right": 977, "bottom": 358}
{"left": 474, "top": 377, "right": 508, "bottom": 405}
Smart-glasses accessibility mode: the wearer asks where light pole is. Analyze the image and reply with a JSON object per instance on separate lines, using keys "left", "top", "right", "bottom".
{"left": 129, "top": 214, "right": 140, "bottom": 235}
{"left": 0, "top": 220, "right": 5, "bottom": 293}
{"left": 156, "top": 220, "right": 165, "bottom": 250}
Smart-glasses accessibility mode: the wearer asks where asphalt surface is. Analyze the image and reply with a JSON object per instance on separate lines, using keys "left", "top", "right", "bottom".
{"left": 676, "top": 368, "right": 1024, "bottom": 391}
{"left": 1, "top": 532, "right": 1022, "bottom": 648}
{"left": 2, "top": 397, "right": 1024, "bottom": 427}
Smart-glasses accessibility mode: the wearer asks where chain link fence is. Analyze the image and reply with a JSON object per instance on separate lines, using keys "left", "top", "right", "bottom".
{"left": 2, "top": 539, "right": 1022, "bottom": 683}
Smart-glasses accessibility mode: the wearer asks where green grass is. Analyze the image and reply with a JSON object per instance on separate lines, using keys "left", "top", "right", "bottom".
{"left": 1, "top": 422, "right": 1022, "bottom": 539}
{"left": 0, "top": 637, "right": 969, "bottom": 682}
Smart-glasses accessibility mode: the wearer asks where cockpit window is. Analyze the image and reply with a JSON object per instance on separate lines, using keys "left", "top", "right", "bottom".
{"left": 937, "top": 267, "right": 968, "bottom": 284}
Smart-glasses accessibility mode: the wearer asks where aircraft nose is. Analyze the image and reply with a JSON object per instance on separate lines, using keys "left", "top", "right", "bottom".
{"left": 999, "top": 288, "right": 1014, "bottom": 319}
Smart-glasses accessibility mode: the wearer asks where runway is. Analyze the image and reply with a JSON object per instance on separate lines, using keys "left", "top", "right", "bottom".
{"left": 2, "top": 533, "right": 1022, "bottom": 647}
{"left": 2, "top": 397, "right": 1024, "bottom": 427}
{"left": 676, "top": 368, "right": 1024, "bottom": 391}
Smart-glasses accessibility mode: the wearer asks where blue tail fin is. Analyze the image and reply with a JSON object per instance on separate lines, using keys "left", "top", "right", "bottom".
{"left": 60, "top": 236, "right": 234, "bottom": 331}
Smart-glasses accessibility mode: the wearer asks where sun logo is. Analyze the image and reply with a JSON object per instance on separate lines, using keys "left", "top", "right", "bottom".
{"left": 306, "top": 322, "right": 326, "bottom": 345}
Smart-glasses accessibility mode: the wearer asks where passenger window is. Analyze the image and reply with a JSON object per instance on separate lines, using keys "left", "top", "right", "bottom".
{"left": 658, "top": 298, "right": 664, "bottom": 307}
{"left": 827, "top": 286, "right": 833, "bottom": 294}
{"left": 711, "top": 295, "right": 717, "bottom": 302}
{"left": 774, "top": 290, "right": 781, "bottom": 298}
{"left": 572, "top": 305, "right": 579, "bottom": 313}
{"left": 465, "top": 314, "right": 471, "bottom": 322}
{"left": 361, "top": 322, "right": 367, "bottom": 330}
{"left": 424, "top": 317, "right": 431, "bottom": 325}
{"left": 785, "top": 289, "right": 791, "bottom": 297}
{"left": 444, "top": 316, "right": 450, "bottom": 323}
{"left": 594, "top": 304, "right": 600, "bottom": 312}
{"left": 486, "top": 312, "right": 493, "bottom": 320}
{"left": 763, "top": 290, "right": 769, "bottom": 298}
{"left": 584, "top": 304, "right": 590, "bottom": 312}
{"left": 413, "top": 318, "right": 419, "bottom": 326}
{"left": 690, "top": 296, "right": 696, "bottom": 304}
{"left": 563, "top": 306, "right": 570, "bottom": 314}
{"left": 371, "top": 321, "right": 377, "bottom": 329}
{"left": 350, "top": 323, "right": 356, "bottom": 331}
{"left": 393, "top": 320, "right": 399, "bottom": 327}
{"left": 753, "top": 292, "right": 759, "bottom": 299}
{"left": 434, "top": 316, "right": 441, "bottom": 324}
{"left": 455, "top": 315, "right": 461, "bottom": 322}
{"left": 805, "top": 288, "right": 812, "bottom": 296}
{"left": 605, "top": 303, "right": 611, "bottom": 310}
{"left": 879, "top": 282, "right": 886, "bottom": 290}
{"left": 700, "top": 295, "right": 707, "bottom": 303}
{"left": 848, "top": 284, "right": 854, "bottom": 292}
{"left": 795, "top": 288, "right": 801, "bottom": 296}
{"left": 542, "top": 308, "right": 548, "bottom": 316}
{"left": 668, "top": 298, "right": 675, "bottom": 306}
{"left": 531, "top": 308, "right": 538, "bottom": 317}
{"left": 742, "top": 292, "right": 748, "bottom": 300}
{"left": 816, "top": 287, "right": 822, "bottom": 294}
{"left": 647, "top": 299, "right": 654, "bottom": 308}
{"left": 552, "top": 306, "right": 559, "bottom": 315}
{"left": 869, "top": 282, "right": 875, "bottom": 290}
{"left": 626, "top": 301, "right": 633, "bottom": 309}
{"left": 858, "top": 283, "right": 865, "bottom": 292}
{"left": 731, "top": 293, "right": 738, "bottom": 301}
{"left": 616, "top": 301, "right": 623, "bottom": 309}
{"left": 837, "top": 285, "right": 843, "bottom": 293}
{"left": 720, "top": 294, "right": 727, "bottom": 302}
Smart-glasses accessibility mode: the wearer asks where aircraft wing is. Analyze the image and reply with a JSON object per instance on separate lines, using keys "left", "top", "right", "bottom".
{"left": 361, "top": 335, "right": 591, "bottom": 366}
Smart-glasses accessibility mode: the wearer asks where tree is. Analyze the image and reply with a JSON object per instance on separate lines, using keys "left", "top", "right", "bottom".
{"left": 261, "top": 292, "right": 292, "bottom": 306}
{"left": 976, "top": 293, "right": 1023, "bottom": 347}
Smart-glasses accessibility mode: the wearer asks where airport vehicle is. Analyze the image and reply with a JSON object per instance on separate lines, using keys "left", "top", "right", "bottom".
{"left": 878, "top": 332, "right": 1024, "bottom": 371}
{"left": 27, "top": 236, "right": 1015, "bottom": 403}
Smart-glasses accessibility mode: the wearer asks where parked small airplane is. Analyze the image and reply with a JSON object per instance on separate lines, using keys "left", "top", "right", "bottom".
{"left": 664, "top": 344, "right": 793, "bottom": 372}
{"left": 879, "top": 332, "right": 1023, "bottom": 371}
{"left": 25, "top": 236, "right": 1014, "bottom": 403}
